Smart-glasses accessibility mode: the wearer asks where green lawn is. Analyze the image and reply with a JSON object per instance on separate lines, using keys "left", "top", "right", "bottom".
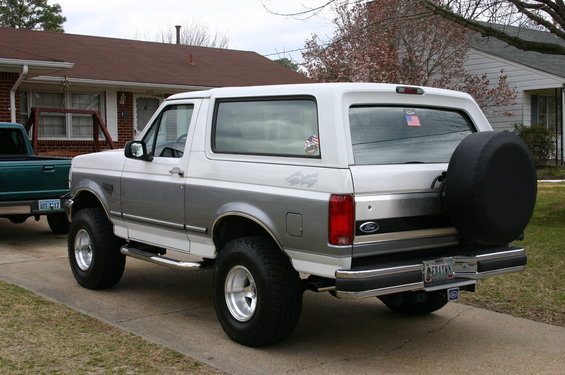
{"left": 0, "top": 281, "right": 223, "bottom": 375}
{"left": 460, "top": 182, "right": 565, "bottom": 326}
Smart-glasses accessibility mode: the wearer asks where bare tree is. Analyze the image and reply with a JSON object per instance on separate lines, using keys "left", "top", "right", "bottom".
{"left": 137, "top": 19, "right": 231, "bottom": 48}
{"left": 302, "top": 1, "right": 517, "bottom": 114}
{"left": 263, "top": 0, "right": 565, "bottom": 54}
{"left": 421, "top": 0, "right": 565, "bottom": 54}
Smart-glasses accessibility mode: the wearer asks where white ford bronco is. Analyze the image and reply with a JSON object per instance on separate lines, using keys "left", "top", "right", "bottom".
{"left": 67, "top": 83, "right": 537, "bottom": 347}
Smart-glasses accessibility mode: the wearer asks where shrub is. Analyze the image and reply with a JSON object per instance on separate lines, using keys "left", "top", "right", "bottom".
{"left": 513, "top": 123, "right": 554, "bottom": 165}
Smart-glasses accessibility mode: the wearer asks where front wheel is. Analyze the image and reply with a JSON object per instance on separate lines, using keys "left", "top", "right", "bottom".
{"left": 378, "top": 290, "right": 448, "bottom": 315}
{"left": 47, "top": 212, "right": 70, "bottom": 234}
{"left": 68, "top": 208, "right": 125, "bottom": 289}
{"left": 213, "top": 236, "right": 303, "bottom": 347}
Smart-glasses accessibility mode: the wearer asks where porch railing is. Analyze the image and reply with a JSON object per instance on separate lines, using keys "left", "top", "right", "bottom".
{"left": 24, "top": 107, "right": 116, "bottom": 154}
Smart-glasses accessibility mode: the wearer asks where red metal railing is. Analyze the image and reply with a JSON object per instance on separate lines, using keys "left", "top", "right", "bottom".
{"left": 24, "top": 107, "right": 116, "bottom": 153}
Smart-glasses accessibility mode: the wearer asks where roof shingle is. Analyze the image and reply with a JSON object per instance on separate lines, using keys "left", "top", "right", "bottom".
{"left": 469, "top": 24, "right": 565, "bottom": 79}
{"left": 0, "top": 27, "right": 312, "bottom": 87}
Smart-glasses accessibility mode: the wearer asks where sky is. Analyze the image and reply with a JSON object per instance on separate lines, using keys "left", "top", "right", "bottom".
{"left": 51, "top": 0, "right": 337, "bottom": 63}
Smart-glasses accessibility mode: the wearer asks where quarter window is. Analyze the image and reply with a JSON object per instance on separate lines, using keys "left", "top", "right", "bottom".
{"left": 213, "top": 98, "right": 320, "bottom": 157}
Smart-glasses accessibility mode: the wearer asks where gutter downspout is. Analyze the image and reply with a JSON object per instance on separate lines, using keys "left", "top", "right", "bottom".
{"left": 10, "top": 64, "right": 29, "bottom": 123}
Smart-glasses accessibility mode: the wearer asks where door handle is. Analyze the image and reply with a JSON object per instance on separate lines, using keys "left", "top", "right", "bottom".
{"left": 169, "top": 167, "right": 185, "bottom": 177}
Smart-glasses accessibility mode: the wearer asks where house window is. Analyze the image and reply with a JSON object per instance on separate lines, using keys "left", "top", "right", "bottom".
{"left": 532, "top": 94, "right": 557, "bottom": 129}
{"left": 19, "top": 91, "right": 29, "bottom": 125}
{"left": 35, "top": 92, "right": 65, "bottom": 137}
{"left": 71, "top": 93, "right": 101, "bottom": 138}
{"left": 31, "top": 91, "right": 105, "bottom": 139}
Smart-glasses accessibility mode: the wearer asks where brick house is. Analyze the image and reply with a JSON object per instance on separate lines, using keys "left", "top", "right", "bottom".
{"left": 0, "top": 27, "right": 311, "bottom": 155}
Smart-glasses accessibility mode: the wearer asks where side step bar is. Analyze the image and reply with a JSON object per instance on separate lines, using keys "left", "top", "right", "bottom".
{"left": 120, "top": 245, "right": 204, "bottom": 270}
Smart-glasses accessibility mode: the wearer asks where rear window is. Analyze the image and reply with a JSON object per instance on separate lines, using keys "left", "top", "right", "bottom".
{"left": 213, "top": 97, "right": 320, "bottom": 158}
{"left": 0, "top": 129, "right": 27, "bottom": 155}
{"left": 349, "top": 106, "right": 474, "bottom": 165}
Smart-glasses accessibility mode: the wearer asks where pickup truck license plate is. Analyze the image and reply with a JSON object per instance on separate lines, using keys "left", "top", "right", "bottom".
{"left": 424, "top": 258, "right": 454, "bottom": 284}
{"left": 39, "top": 199, "right": 61, "bottom": 211}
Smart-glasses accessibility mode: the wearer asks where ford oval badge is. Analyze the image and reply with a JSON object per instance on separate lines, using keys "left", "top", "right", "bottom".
{"left": 359, "top": 221, "right": 379, "bottom": 234}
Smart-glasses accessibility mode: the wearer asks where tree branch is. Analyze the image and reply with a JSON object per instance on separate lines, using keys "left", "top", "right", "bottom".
{"left": 506, "top": 0, "right": 565, "bottom": 39}
{"left": 420, "top": 0, "right": 565, "bottom": 54}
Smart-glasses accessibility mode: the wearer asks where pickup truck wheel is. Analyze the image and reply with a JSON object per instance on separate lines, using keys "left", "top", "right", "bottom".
{"left": 378, "top": 290, "right": 448, "bottom": 315}
{"left": 8, "top": 215, "right": 28, "bottom": 224}
{"left": 213, "top": 236, "right": 303, "bottom": 347}
{"left": 68, "top": 208, "right": 125, "bottom": 290}
{"left": 47, "top": 212, "right": 70, "bottom": 234}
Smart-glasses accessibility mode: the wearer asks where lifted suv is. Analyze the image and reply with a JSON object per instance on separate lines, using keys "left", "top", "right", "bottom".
{"left": 67, "top": 83, "right": 537, "bottom": 347}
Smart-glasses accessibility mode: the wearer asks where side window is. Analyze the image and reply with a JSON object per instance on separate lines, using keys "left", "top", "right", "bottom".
{"left": 213, "top": 97, "right": 320, "bottom": 158}
{"left": 143, "top": 104, "right": 194, "bottom": 158}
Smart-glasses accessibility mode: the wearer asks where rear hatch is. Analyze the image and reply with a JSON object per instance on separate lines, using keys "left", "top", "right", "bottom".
{"left": 348, "top": 104, "right": 475, "bottom": 259}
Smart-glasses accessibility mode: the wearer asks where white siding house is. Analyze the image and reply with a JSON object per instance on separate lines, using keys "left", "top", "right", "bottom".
{"left": 464, "top": 26, "right": 564, "bottom": 164}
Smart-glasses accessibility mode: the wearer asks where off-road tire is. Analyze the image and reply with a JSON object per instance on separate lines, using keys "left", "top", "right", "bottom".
{"left": 8, "top": 215, "right": 28, "bottom": 224}
{"left": 445, "top": 131, "right": 537, "bottom": 244}
{"left": 68, "top": 207, "right": 125, "bottom": 289}
{"left": 47, "top": 212, "right": 70, "bottom": 234}
{"left": 378, "top": 290, "right": 448, "bottom": 315}
{"left": 213, "top": 236, "right": 303, "bottom": 347}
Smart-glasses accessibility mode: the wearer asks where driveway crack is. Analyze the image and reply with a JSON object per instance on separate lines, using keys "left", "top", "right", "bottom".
{"left": 388, "top": 309, "right": 466, "bottom": 352}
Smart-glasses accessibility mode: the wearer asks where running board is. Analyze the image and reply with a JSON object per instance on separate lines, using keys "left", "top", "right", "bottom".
{"left": 120, "top": 245, "right": 204, "bottom": 270}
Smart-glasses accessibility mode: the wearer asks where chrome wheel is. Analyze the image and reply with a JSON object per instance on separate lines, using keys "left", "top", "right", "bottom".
{"left": 224, "top": 265, "right": 257, "bottom": 322}
{"left": 74, "top": 228, "right": 93, "bottom": 271}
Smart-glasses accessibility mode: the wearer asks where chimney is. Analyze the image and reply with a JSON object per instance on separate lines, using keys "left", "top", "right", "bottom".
{"left": 175, "top": 25, "right": 181, "bottom": 45}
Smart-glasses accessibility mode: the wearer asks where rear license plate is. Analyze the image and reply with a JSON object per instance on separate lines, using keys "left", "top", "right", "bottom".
{"left": 39, "top": 199, "right": 61, "bottom": 211}
{"left": 424, "top": 258, "right": 454, "bottom": 284}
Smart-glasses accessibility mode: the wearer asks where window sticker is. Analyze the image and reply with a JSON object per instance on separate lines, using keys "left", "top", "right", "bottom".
{"left": 405, "top": 114, "right": 421, "bottom": 127}
{"left": 304, "top": 135, "right": 320, "bottom": 154}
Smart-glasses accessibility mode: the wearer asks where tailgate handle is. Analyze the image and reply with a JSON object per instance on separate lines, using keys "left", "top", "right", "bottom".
{"left": 43, "top": 165, "right": 55, "bottom": 172}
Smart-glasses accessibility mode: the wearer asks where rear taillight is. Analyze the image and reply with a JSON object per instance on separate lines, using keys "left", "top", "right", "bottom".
{"left": 329, "top": 194, "right": 354, "bottom": 245}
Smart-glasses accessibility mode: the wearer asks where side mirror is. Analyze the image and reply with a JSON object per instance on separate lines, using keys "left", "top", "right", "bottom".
{"left": 124, "top": 141, "right": 153, "bottom": 161}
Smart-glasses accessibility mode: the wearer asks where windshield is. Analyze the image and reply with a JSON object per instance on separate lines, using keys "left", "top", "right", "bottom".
{"left": 349, "top": 106, "right": 474, "bottom": 165}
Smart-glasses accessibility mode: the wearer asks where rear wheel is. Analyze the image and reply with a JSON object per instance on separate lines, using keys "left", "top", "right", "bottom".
{"left": 213, "top": 236, "right": 303, "bottom": 347}
{"left": 378, "top": 290, "right": 448, "bottom": 315}
{"left": 47, "top": 212, "right": 70, "bottom": 234}
{"left": 8, "top": 215, "right": 28, "bottom": 224}
{"left": 68, "top": 208, "right": 125, "bottom": 289}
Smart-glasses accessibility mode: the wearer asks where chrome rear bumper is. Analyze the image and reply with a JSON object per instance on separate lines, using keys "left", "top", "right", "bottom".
{"left": 334, "top": 247, "right": 526, "bottom": 298}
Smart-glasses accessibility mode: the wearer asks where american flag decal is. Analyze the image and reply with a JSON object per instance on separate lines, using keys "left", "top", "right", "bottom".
{"left": 405, "top": 114, "right": 421, "bottom": 127}
{"left": 304, "top": 135, "right": 320, "bottom": 154}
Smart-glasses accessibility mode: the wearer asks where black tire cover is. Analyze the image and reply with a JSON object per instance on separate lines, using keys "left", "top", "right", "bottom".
{"left": 445, "top": 131, "right": 537, "bottom": 244}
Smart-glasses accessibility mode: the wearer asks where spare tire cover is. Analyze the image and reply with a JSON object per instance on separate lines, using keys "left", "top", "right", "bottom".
{"left": 445, "top": 131, "right": 537, "bottom": 244}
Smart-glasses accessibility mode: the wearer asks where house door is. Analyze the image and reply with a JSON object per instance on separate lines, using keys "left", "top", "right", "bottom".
{"left": 135, "top": 97, "right": 160, "bottom": 135}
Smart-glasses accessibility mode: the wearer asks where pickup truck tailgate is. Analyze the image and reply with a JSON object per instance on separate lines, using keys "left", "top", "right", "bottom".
{"left": 0, "top": 159, "right": 70, "bottom": 200}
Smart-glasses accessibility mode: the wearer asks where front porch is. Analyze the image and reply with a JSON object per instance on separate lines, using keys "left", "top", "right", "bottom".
{"left": 524, "top": 87, "right": 564, "bottom": 165}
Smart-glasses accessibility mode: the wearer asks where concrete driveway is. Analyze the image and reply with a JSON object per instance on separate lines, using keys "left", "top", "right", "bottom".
{"left": 1, "top": 218, "right": 563, "bottom": 375}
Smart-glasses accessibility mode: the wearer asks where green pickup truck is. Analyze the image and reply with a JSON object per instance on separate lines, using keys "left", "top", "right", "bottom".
{"left": 0, "top": 122, "right": 71, "bottom": 233}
